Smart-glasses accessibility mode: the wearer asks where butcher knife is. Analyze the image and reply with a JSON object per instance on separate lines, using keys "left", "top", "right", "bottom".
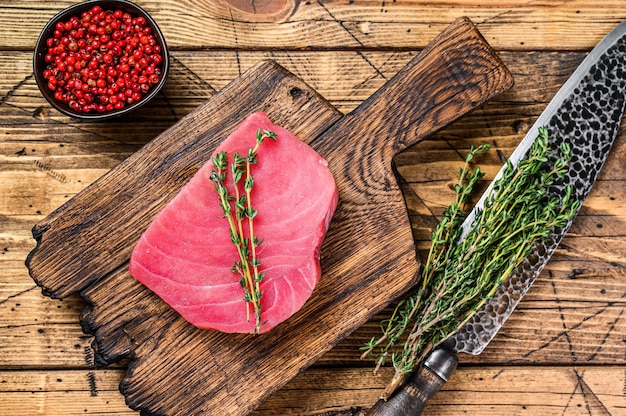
{"left": 367, "top": 17, "right": 626, "bottom": 416}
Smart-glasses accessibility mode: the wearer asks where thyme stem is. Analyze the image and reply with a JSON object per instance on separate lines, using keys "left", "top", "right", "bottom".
{"left": 210, "top": 128, "right": 277, "bottom": 334}
{"left": 362, "top": 127, "right": 580, "bottom": 398}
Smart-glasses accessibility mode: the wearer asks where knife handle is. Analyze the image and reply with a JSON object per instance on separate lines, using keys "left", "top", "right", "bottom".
{"left": 366, "top": 348, "right": 458, "bottom": 416}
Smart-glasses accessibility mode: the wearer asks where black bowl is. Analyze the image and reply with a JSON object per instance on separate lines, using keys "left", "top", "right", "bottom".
{"left": 33, "top": 0, "right": 169, "bottom": 120}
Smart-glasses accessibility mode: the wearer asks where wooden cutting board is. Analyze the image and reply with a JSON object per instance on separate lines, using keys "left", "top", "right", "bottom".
{"left": 26, "top": 18, "right": 513, "bottom": 415}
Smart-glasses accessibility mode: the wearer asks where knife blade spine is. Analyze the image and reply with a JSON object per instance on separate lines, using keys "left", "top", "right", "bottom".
{"left": 459, "top": 18, "right": 626, "bottom": 242}
{"left": 450, "top": 18, "right": 626, "bottom": 355}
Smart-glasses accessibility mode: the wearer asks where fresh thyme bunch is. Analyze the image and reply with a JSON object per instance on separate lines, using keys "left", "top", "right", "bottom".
{"left": 362, "top": 127, "right": 580, "bottom": 398}
{"left": 210, "top": 128, "right": 277, "bottom": 335}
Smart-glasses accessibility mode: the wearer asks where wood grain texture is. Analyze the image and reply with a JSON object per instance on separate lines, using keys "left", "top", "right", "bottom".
{"left": 2, "top": 0, "right": 626, "bottom": 50}
{"left": 2, "top": 1, "right": 626, "bottom": 414}
{"left": 22, "top": 17, "right": 513, "bottom": 416}
{"left": 1, "top": 366, "right": 624, "bottom": 416}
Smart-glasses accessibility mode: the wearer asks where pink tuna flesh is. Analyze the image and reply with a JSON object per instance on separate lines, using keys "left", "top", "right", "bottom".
{"left": 129, "top": 112, "right": 338, "bottom": 334}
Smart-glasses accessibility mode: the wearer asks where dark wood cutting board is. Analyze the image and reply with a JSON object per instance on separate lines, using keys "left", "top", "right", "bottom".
{"left": 26, "top": 18, "right": 513, "bottom": 415}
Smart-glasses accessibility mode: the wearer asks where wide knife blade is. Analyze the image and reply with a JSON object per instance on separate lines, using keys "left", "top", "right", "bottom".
{"left": 367, "top": 17, "right": 626, "bottom": 416}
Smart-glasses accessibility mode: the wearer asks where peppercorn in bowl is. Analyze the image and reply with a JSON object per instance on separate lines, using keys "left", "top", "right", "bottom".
{"left": 33, "top": 0, "right": 169, "bottom": 119}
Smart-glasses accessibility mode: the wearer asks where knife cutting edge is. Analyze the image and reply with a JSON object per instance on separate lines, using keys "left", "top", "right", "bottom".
{"left": 366, "top": 17, "right": 626, "bottom": 416}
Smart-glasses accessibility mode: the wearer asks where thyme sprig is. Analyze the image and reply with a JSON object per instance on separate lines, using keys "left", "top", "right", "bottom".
{"left": 362, "top": 127, "right": 580, "bottom": 398}
{"left": 210, "top": 128, "right": 277, "bottom": 334}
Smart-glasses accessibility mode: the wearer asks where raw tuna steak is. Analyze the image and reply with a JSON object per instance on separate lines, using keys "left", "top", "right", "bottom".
{"left": 129, "top": 112, "right": 338, "bottom": 334}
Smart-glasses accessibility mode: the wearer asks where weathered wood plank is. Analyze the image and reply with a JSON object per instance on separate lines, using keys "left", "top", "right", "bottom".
{"left": 256, "top": 365, "right": 626, "bottom": 416}
{"left": 0, "top": 366, "right": 623, "bottom": 416}
{"left": 2, "top": 242, "right": 625, "bottom": 368}
{"left": 341, "top": 260, "right": 626, "bottom": 366}
{"left": 0, "top": 49, "right": 408, "bottom": 118}
{"left": 0, "top": 49, "right": 590, "bottom": 122}
{"left": 0, "top": 369, "right": 134, "bottom": 415}
{"left": 1, "top": 0, "right": 626, "bottom": 50}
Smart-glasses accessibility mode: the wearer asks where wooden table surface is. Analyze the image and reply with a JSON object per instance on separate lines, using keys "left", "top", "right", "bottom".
{"left": 1, "top": 1, "right": 625, "bottom": 415}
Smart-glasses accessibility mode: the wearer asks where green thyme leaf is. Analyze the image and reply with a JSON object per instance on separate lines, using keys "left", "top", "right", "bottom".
{"left": 362, "top": 127, "right": 580, "bottom": 398}
{"left": 210, "top": 128, "right": 278, "bottom": 334}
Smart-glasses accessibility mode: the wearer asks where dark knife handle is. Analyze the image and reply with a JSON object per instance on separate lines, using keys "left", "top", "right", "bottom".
{"left": 366, "top": 348, "right": 458, "bottom": 416}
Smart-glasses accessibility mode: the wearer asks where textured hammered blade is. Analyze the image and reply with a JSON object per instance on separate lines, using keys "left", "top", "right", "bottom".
{"left": 451, "top": 19, "right": 626, "bottom": 355}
